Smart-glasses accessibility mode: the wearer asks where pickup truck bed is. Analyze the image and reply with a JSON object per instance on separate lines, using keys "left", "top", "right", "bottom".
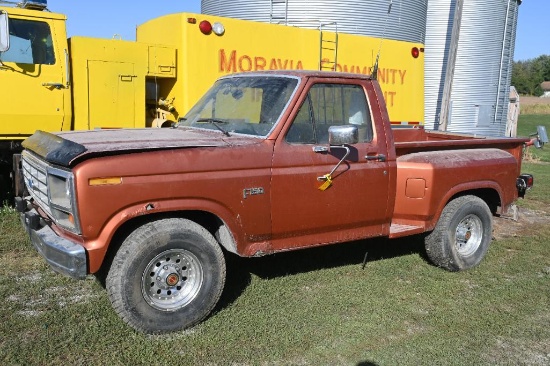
{"left": 389, "top": 128, "right": 528, "bottom": 238}
{"left": 393, "top": 128, "right": 526, "bottom": 160}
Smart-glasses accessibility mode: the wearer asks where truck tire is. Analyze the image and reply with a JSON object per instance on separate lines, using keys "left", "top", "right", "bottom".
{"left": 424, "top": 195, "right": 493, "bottom": 271}
{"left": 106, "top": 218, "right": 226, "bottom": 334}
{"left": 0, "top": 174, "right": 7, "bottom": 206}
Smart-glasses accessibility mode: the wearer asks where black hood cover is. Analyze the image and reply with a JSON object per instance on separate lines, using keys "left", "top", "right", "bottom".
{"left": 21, "top": 128, "right": 257, "bottom": 167}
{"left": 22, "top": 130, "right": 87, "bottom": 166}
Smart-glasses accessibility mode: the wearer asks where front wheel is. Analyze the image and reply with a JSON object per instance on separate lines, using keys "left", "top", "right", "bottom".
{"left": 425, "top": 195, "right": 493, "bottom": 271}
{"left": 106, "top": 218, "right": 226, "bottom": 334}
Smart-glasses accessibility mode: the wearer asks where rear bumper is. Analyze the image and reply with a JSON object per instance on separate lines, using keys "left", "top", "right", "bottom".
{"left": 18, "top": 205, "right": 87, "bottom": 280}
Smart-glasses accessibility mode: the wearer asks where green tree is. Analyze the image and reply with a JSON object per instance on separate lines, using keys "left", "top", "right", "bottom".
{"left": 512, "top": 55, "right": 550, "bottom": 96}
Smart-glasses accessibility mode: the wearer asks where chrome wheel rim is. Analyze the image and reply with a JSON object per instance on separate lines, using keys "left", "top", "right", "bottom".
{"left": 455, "top": 214, "right": 483, "bottom": 256}
{"left": 142, "top": 249, "right": 203, "bottom": 311}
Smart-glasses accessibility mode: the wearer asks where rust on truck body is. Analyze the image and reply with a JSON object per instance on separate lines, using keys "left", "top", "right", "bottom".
{"left": 18, "top": 70, "right": 530, "bottom": 275}
{"left": 16, "top": 70, "right": 534, "bottom": 334}
{"left": 73, "top": 138, "right": 275, "bottom": 272}
{"left": 269, "top": 75, "right": 394, "bottom": 252}
{"left": 393, "top": 128, "right": 528, "bottom": 170}
{"left": 391, "top": 148, "right": 520, "bottom": 234}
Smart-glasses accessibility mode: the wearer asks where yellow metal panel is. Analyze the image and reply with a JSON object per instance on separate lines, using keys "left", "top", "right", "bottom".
{"left": 0, "top": 6, "right": 67, "bottom": 21}
{"left": 69, "top": 37, "right": 148, "bottom": 130}
{"left": 137, "top": 13, "right": 424, "bottom": 124}
{"left": 336, "top": 35, "right": 424, "bottom": 124}
{"left": 0, "top": 8, "right": 424, "bottom": 141}
{"left": 0, "top": 13, "right": 70, "bottom": 139}
{"left": 87, "top": 61, "right": 139, "bottom": 129}
{"left": 147, "top": 46, "right": 176, "bottom": 77}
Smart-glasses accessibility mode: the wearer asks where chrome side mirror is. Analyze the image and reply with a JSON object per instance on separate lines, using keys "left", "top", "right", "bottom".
{"left": 531, "top": 125, "right": 548, "bottom": 149}
{"left": 328, "top": 125, "right": 359, "bottom": 146}
{"left": 0, "top": 11, "right": 9, "bottom": 53}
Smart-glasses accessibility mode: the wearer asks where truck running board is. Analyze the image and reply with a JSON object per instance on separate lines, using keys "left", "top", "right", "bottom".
{"left": 389, "top": 224, "right": 424, "bottom": 239}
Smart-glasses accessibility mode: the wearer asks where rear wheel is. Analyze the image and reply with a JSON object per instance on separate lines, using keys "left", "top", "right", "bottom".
{"left": 106, "top": 218, "right": 226, "bottom": 334}
{"left": 425, "top": 195, "right": 493, "bottom": 271}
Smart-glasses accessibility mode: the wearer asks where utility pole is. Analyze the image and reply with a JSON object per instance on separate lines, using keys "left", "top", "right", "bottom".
{"left": 439, "top": 0, "right": 463, "bottom": 131}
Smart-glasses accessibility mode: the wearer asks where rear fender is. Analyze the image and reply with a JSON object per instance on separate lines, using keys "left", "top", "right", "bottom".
{"left": 427, "top": 181, "right": 504, "bottom": 231}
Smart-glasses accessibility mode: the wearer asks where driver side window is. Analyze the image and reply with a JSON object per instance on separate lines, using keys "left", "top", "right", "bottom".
{"left": 0, "top": 18, "right": 55, "bottom": 65}
{"left": 286, "top": 83, "right": 373, "bottom": 144}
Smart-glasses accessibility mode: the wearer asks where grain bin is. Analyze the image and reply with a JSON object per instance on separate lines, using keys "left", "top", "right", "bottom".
{"left": 201, "top": 0, "right": 427, "bottom": 44}
{"left": 424, "top": 0, "right": 521, "bottom": 136}
{"left": 202, "top": 0, "right": 521, "bottom": 136}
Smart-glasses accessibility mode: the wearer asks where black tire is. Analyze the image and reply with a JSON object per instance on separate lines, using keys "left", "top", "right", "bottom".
{"left": 0, "top": 174, "right": 7, "bottom": 206}
{"left": 0, "top": 171, "right": 11, "bottom": 206}
{"left": 106, "top": 218, "right": 226, "bottom": 334}
{"left": 425, "top": 195, "right": 493, "bottom": 271}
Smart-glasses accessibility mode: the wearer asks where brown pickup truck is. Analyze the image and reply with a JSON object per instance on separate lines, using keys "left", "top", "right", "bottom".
{"left": 16, "top": 70, "right": 534, "bottom": 334}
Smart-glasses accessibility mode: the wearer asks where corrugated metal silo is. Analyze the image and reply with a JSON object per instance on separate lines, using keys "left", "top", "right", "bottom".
{"left": 201, "top": 0, "right": 427, "bottom": 44}
{"left": 424, "top": 0, "right": 521, "bottom": 136}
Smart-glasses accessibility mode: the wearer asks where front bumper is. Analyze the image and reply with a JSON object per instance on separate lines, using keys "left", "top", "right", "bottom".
{"left": 17, "top": 200, "right": 87, "bottom": 279}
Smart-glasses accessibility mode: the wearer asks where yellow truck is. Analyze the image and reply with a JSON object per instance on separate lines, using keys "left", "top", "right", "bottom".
{"left": 0, "top": 0, "right": 423, "bottom": 200}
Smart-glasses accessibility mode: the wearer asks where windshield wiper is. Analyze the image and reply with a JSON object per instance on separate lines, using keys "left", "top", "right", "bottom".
{"left": 195, "top": 118, "right": 231, "bottom": 137}
{"left": 172, "top": 118, "right": 186, "bottom": 128}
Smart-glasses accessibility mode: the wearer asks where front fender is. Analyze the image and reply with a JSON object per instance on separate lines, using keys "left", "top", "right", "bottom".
{"left": 82, "top": 198, "right": 246, "bottom": 273}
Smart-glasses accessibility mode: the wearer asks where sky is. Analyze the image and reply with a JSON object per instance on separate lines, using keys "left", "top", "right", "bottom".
{"left": 42, "top": 0, "right": 549, "bottom": 61}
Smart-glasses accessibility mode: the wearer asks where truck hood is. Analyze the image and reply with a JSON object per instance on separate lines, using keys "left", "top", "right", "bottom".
{"left": 22, "top": 128, "right": 258, "bottom": 167}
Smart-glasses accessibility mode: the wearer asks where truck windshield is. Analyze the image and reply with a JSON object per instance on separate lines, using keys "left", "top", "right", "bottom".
{"left": 179, "top": 75, "right": 299, "bottom": 137}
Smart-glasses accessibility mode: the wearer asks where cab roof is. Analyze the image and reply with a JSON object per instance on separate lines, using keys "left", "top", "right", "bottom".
{"left": 0, "top": 6, "right": 66, "bottom": 21}
{"left": 224, "top": 69, "right": 374, "bottom": 81}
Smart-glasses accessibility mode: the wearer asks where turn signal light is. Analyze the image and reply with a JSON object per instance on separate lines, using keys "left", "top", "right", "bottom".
{"left": 89, "top": 177, "right": 122, "bottom": 186}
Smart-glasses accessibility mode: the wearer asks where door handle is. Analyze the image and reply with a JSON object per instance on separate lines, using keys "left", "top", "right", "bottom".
{"left": 365, "top": 154, "right": 386, "bottom": 162}
{"left": 42, "top": 82, "right": 65, "bottom": 89}
{"left": 313, "top": 146, "right": 329, "bottom": 153}
{"left": 119, "top": 74, "right": 137, "bottom": 82}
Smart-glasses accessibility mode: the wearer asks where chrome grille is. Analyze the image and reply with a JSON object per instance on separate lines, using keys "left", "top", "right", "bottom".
{"left": 21, "top": 150, "right": 81, "bottom": 234}
{"left": 21, "top": 151, "right": 50, "bottom": 212}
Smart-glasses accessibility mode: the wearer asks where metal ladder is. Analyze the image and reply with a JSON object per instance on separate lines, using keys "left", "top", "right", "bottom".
{"left": 270, "top": 0, "right": 288, "bottom": 24}
{"left": 319, "top": 22, "right": 338, "bottom": 71}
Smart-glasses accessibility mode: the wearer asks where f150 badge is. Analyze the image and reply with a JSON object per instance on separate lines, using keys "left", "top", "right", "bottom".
{"left": 243, "top": 187, "right": 264, "bottom": 199}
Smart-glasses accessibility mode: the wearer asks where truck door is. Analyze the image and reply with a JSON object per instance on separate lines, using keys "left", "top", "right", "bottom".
{"left": 87, "top": 61, "right": 137, "bottom": 129}
{"left": 271, "top": 80, "right": 391, "bottom": 250}
{"left": 0, "top": 16, "right": 68, "bottom": 137}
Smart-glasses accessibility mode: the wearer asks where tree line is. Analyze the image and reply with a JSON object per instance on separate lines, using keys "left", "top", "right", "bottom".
{"left": 512, "top": 54, "right": 550, "bottom": 96}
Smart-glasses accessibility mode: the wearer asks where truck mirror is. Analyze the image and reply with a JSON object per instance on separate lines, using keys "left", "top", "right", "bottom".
{"left": 0, "top": 11, "right": 9, "bottom": 53}
{"left": 328, "top": 125, "right": 359, "bottom": 146}
{"left": 316, "top": 125, "right": 357, "bottom": 184}
{"left": 531, "top": 125, "right": 548, "bottom": 148}
{"left": 537, "top": 125, "right": 548, "bottom": 144}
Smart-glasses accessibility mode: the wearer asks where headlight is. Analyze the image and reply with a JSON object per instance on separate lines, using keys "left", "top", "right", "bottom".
{"left": 47, "top": 168, "right": 80, "bottom": 233}
{"left": 48, "top": 174, "right": 72, "bottom": 210}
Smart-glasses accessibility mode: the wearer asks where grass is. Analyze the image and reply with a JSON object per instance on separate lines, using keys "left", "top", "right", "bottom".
{"left": 519, "top": 96, "right": 550, "bottom": 115}
{"left": 522, "top": 103, "right": 550, "bottom": 115}
{"left": 516, "top": 115, "right": 550, "bottom": 211}
{"left": 520, "top": 101, "right": 550, "bottom": 115}
{"left": 517, "top": 114, "right": 550, "bottom": 163}
{"left": 1, "top": 117, "right": 549, "bottom": 365}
